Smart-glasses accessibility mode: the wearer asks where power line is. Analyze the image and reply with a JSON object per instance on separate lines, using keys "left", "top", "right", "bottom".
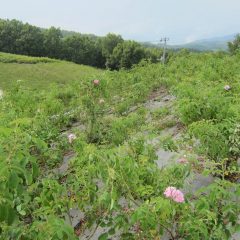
{"left": 142, "top": 37, "right": 170, "bottom": 64}
{"left": 160, "top": 37, "right": 169, "bottom": 64}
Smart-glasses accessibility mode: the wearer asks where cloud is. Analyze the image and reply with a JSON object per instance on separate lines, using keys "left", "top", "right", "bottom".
{"left": 0, "top": 0, "right": 240, "bottom": 44}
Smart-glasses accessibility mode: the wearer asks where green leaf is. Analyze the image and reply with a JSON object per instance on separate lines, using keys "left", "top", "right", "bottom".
{"left": 98, "top": 232, "right": 108, "bottom": 240}
{"left": 0, "top": 205, "right": 8, "bottom": 222}
{"left": 16, "top": 205, "right": 26, "bottom": 216}
{"left": 19, "top": 210, "right": 26, "bottom": 216}
{"left": 24, "top": 171, "right": 33, "bottom": 185}
{"left": 0, "top": 127, "right": 12, "bottom": 137}
{"left": 32, "top": 160, "right": 39, "bottom": 179}
{"left": 8, "top": 172, "right": 19, "bottom": 189}
{"left": 10, "top": 117, "right": 33, "bottom": 127}
{"left": 7, "top": 207, "right": 17, "bottom": 225}
{"left": 108, "top": 228, "right": 115, "bottom": 235}
{"left": 110, "top": 198, "right": 114, "bottom": 210}
{"left": 16, "top": 205, "right": 22, "bottom": 212}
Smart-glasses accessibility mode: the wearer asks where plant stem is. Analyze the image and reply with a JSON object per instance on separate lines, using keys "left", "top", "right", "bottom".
{"left": 86, "top": 222, "right": 100, "bottom": 240}
{"left": 66, "top": 203, "right": 73, "bottom": 226}
{"left": 158, "top": 222, "right": 175, "bottom": 240}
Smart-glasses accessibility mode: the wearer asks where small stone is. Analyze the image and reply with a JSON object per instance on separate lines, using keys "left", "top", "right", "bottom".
{"left": 0, "top": 89, "right": 3, "bottom": 99}
{"left": 237, "top": 158, "right": 240, "bottom": 167}
{"left": 99, "top": 98, "right": 105, "bottom": 104}
{"left": 224, "top": 85, "right": 231, "bottom": 91}
{"left": 68, "top": 133, "right": 77, "bottom": 144}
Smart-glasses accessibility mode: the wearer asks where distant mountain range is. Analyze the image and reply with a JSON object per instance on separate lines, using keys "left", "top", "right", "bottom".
{"left": 170, "top": 34, "right": 237, "bottom": 51}
{"left": 143, "top": 34, "right": 238, "bottom": 51}
{"left": 60, "top": 27, "right": 237, "bottom": 52}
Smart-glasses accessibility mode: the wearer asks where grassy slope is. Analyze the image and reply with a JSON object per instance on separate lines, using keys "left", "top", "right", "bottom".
{"left": 0, "top": 52, "right": 103, "bottom": 89}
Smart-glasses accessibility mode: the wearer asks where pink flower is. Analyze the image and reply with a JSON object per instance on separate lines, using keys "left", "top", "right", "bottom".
{"left": 164, "top": 187, "right": 185, "bottom": 203}
{"left": 93, "top": 79, "right": 100, "bottom": 86}
{"left": 177, "top": 157, "right": 188, "bottom": 164}
{"left": 164, "top": 187, "right": 176, "bottom": 198}
{"left": 68, "top": 133, "right": 77, "bottom": 144}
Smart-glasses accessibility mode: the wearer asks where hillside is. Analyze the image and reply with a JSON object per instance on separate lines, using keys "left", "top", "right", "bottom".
{"left": 0, "top": 19, "right": 161, "bottom": 70}
{"left": 170, "top": 34, "right": 236, "bottom": 51}
{"left": 144, "top": 34, "right": 237, "bottom": 51}
{"left": 0, "top": 52, "right": 103, "bottom": 89}
{"left": 0, "top": 52, "right": 239, "bottom": 239}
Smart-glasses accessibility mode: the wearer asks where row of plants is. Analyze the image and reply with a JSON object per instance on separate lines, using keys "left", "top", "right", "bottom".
{"left": 167, "top": 52, "right": 240, "bottom": 183}
{"left": 0, "top": 52, "right": 57, "bottom": 64}
{"left": 0, "top": 51, "right": 239, "bottom": 239}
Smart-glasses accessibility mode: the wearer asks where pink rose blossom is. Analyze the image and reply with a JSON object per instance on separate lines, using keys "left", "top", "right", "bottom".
{"left": 164, "top": 186, "right": 185, "bottom": 203}
{"left": 164, "top": 187, "right": 176, "bottom": 198}
{"left": 177, "top": 157, "right": 188, "bottom": 164}
{"left": 93, "top": 79, "right": 100, "bottom": 85}
{"left": 68, "top": 133, "right": 77, "bottom": 144}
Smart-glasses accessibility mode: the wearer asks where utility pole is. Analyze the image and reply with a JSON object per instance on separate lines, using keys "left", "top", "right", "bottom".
{"left": 160, "top": 37, "right": 169, "bottom": 64}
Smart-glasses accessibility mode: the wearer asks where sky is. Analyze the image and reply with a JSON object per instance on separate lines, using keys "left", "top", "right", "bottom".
{"left": 0, "top": 0, "right": 239, "bottom": 44}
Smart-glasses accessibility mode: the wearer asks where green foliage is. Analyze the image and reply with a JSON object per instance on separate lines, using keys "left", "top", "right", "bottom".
{"left": 169, "top": 52, "right": 240, "bottom": 163}
{"left": 0, "top": 19, "right": 162, "bottom": 69}
{"left": 43, "top": 27, "right": 63, "bottom": 58}
{"left": 15, "top": 23, "right": 44, "bottom": 56}
{"left": 105, "top": 112, "right": 145, "bottom": 145}
{"left": 0, "top": 19, "right": 28, "bottom": 54}
{"left": 0, "top": 52, "right": 56, "bottom": 64}
{"left": 0, "top": 82, "right": 80, "bottom": 239}
{"left": 0, "top": 51, "right": 239, "bottom": 239}
{"left": 161, "top": 135, "right": 178, "bottom": 152}
{"left": 63, "top": 35, "right": 101, "bottom": 66}
{"left": 189, "top": 120, "right": 229, "bottom": 160}
{"left": 152, "top": 107, "right": 170, "bottom": 120}
{"left": 228, "top": 124, "right": 240, "bottom": 157}
{"left": 0, "top": 52, "right": 103, "bottom": 89}
{"left": 107, "top": 41, "right": 146, "bottom": 70}
{"left": 228, "top": 34, "right": 240, "bottom": 55}
{"left": 178, "top": 180, "right": 239, "bottom": 240}
{"left": 81, "top": 79, "right": 108, "bottom": 143}
{"left": 101, "top": 33, "right": 123, "bottom": 60}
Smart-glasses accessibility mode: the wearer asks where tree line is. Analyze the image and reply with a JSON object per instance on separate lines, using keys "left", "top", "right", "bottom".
{"left": 228, "top": 34, "right": 240, "bottom": 55}
{"left": 0, "top": 19, "right": 162, "bottom": 70}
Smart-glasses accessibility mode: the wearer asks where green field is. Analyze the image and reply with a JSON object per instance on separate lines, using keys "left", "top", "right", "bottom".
{"left": 0, "top": 51, "right": 239, "bottom": 239}
{"left": 0, "top": 52, "right": 103, "bottom": 89}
